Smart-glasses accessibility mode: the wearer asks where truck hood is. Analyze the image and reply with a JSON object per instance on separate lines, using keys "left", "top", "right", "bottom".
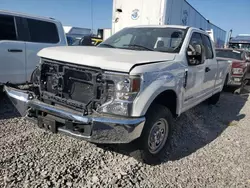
{"left": 38, "top": 46, "right": 176, "bottom": 72}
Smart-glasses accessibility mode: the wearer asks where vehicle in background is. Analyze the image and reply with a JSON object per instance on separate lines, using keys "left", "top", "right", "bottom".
{"left": 71, "top": 36, "right": 103, "bottom": 46}
{"left": 63, "top": 26, "right": 93, "bottom": 46}
{"left": 5, "top": 25, "right": 230, "bottom": 164}
{"left": 97, "top": 28, "right": 112, "bottom": 41}
{"left": 216, "top": 48, "right": 250, "bottom": 87}
{"left": 229, "top": 34, "right": 250, "bottom": 51}
{"left": 64, "top": 26, "right": 92, "bottom": 40}
{"left": 91, "top": 37, "right": 103, "bottom": 45}
{"left": 0, "top": 10, "right": 67, "bottom": 90}
{"left": 112, "top": 0, "right": 226, "bottom": 48}
{"left": 69, "top": 28, "right": 112, "bottom": 46}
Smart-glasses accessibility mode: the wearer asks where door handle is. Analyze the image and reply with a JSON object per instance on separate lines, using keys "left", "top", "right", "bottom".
{"left": 205, "top": 67, "right": 211, "bottom": 72}
{"left": 8, "top": 49, "right": 23, "bottom": 52}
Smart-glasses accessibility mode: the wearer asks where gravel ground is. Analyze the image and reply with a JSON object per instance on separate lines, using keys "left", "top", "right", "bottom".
{"left": 1, "top": 92, "right": 250, "bottom": 187}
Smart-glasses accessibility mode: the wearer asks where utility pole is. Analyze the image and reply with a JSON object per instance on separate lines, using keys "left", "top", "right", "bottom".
{"left": 91, "top": 0, "right": 94, "bottom": 34}
{"left": 226, "top": 29, "right": 233, "bottom": 48}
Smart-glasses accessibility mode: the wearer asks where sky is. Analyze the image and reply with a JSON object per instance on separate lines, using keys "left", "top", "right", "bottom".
{"left": 0, "top": 0, "right": 249, "bottom": 37}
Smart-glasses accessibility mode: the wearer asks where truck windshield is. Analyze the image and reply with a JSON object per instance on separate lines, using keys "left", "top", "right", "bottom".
{"left": 98, "top": 27, "right": 186, "bottom": 53}
{"left": 216, "top": 49, "right": 244, "bottom": 60}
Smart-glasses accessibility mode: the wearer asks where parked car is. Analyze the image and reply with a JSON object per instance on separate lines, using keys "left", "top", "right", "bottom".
{"left": 215, "top": 48, "right": 250, "bottom": 87}
{"left": 5, "top": 25, "right": 230, "bottom": 164}
{"left": 0, "top": 10, "right": 67, "bottom": 92}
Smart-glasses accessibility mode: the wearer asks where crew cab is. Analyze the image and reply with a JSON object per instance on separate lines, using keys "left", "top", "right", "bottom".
{"left": 216, "top": 48, "right": 250, "bottom": 87}
{"left": 5, "top": 25, "right": 230, "bottom": 164}
{"left": 0, "top": 10, "right": 67, "bottom": 91}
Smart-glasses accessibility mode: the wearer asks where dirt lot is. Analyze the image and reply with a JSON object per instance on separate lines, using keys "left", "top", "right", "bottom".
{"left": 1, "top": 92, "right": 250, "bottom": 188}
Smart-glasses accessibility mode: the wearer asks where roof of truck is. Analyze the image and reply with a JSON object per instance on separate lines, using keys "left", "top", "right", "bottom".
{"left": 130, "top": 25, "right": 189, "bottom": 29}
{"left": 0, "top": 9, "right": 60, "bottom": 23}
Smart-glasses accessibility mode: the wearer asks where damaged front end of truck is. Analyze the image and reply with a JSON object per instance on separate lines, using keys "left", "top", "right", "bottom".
{"left": 4, "top": 58, "right": 145, "bottom": 144}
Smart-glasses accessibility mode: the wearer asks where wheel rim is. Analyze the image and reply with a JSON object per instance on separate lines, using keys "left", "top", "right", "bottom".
{"left": 148, "top": 118, "right": 169, "bottom": 154}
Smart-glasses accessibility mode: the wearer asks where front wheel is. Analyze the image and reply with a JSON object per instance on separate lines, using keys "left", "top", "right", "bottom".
{"left": 131, "top": 104, "right": 173, "bottom": 165}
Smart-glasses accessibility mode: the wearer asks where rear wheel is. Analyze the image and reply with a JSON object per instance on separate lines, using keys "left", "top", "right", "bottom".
{"left": 131, "top": 104, "right": 173, "bottom": 165}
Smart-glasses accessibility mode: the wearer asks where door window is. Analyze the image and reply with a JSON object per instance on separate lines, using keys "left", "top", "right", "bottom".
{"left": 202, "top": 34, "right": 214, "bottom": 59}
{"left": 27, "top": 18, "right": 59, "bottom": 43}
{"left": 189, "top": 32, "right": 203, "bottom": 47}
{"left": 187, "top": 32, "right": 203, "bottom": 65}
{"left": 0, "top": 15, "right": 17, "bottom": 40}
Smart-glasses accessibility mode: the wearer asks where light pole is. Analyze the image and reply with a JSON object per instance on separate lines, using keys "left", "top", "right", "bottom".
{"left": 91, "top": 0, "right": 94, "bottom": 34}
{"left": 226, "top": 29, "right": 233, "bottom": 48}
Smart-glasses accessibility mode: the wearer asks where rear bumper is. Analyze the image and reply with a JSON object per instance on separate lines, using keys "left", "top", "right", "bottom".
{"left": 4, "top": 86, "right": 145, "bottom": 144}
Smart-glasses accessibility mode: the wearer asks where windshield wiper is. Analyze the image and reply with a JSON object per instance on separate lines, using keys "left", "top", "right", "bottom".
{"left": 123, "top": 44, "right": 154, "bottom": 51}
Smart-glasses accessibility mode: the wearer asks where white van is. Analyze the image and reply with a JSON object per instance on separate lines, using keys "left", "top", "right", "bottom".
{"left": 0, "top": 10, "right": 67, "bottom": 88}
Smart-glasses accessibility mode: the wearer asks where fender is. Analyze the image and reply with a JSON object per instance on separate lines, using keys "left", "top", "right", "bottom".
{"left": 131, "top": 70, "right": 185, "bottom": 117}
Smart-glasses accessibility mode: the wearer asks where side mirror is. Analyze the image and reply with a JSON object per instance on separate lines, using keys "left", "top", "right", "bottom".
{"left": 187, "top": 44, "right": 202, "bottom": 65}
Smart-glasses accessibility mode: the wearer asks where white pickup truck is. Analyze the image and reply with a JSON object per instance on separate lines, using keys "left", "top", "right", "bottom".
{"left": 5, "top": 25, "right": 230, "bottom": 164}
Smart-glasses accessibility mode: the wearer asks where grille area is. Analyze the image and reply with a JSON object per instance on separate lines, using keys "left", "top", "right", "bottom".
{"left": 39, "top": 59, "right": 113, "bottom": 114}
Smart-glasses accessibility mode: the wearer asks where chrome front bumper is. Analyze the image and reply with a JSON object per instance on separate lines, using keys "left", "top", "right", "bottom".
{"left": 4, "top": 86, "right": 145, "bottom": 144}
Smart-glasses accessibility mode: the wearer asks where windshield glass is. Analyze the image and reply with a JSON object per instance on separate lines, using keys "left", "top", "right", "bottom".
{"left": 98, "top": 27, "right": 186, "bottom": 53}
{"left": 229, "top": 43, "right": 250, "bottom": 51}
{"left": 216, "top": 49, "right": 244, "bottom": 60}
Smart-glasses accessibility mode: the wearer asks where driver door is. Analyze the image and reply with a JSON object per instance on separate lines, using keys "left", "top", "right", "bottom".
{"left": 182, "top": 32, "right": 206, "bottom": 111}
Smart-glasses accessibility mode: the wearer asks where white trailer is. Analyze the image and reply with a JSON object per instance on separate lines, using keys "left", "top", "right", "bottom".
{"left": 112, "top": 0, "right": 226, "bottom": 48}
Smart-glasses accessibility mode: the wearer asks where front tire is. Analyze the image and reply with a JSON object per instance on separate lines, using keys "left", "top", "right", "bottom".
{"left": 131, "top": 104, "right": 173, "bottom": 165}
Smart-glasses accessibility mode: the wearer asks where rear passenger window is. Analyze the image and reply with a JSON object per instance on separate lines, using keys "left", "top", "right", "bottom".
{"left": 202, "top": 35, "right": 214, "bottom": 59}
{"left": 0, "top": 15, "right": 17, "bottom": 40}
{"left": 27, "top": 18, "right": 59, "bottom": 43}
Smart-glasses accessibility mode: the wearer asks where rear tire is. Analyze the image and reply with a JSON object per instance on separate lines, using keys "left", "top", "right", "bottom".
{"left": 131, "top": 104, "right": 173, "bottom": 165}
{"left": 208, "top": 92, "right": 220, "bottom": 105}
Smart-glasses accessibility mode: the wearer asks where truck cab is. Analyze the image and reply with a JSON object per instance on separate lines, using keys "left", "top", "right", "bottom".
{"left": 5, "top": 25, "right": 229, "bottom": 164}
